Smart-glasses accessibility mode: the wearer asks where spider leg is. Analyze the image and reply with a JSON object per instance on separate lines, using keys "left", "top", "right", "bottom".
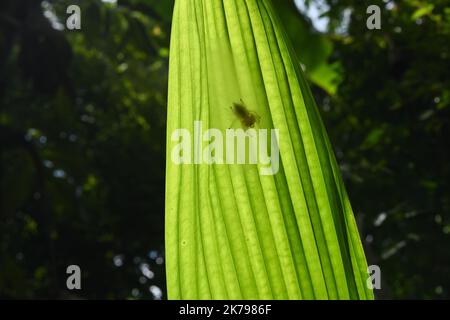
{"left": 227, "top": 118, "right": 240, "bottom": 129}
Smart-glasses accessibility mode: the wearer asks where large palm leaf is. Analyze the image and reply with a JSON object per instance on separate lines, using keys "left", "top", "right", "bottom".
{"left": 165, "top": 0, "right": 373, "bottom": 300}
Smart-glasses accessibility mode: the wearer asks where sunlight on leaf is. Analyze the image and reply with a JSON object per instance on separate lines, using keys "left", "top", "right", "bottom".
{"left": 411, "top": 4, "right": 434, "bottom": 21}
{"left": 165, "top": 0, "right": 373, "bottom": 300}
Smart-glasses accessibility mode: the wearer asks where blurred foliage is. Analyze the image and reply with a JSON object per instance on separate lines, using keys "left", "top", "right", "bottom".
{"left": 277, "top": 1, "right": 343, "bottom": 95}
{"left": 0, "top": 0, "right": 449, "bottom": 299}
{"left": 0, "top": 0, "right": 172, "bottom": 299}
{"left": 302, "top": 0, "right": 450, "bottom": 299}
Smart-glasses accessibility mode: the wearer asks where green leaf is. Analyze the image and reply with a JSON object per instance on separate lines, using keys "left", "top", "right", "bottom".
{"left": 411, "top": 4, "right": 434, "bottom": 20}
{"left": 361, "top": 127, "right": 385, "bottom": 149}
{"left": 308, "top": 62, "right": 342, "bottom": 95}
{"left": 165, "top": 0, "right": 373, "bottom": 300}
{"left": 272, "top": 0, "right": 342, "bottom": 95}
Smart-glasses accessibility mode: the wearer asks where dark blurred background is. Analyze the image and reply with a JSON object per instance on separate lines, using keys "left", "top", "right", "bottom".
{"left": 0, "top": 0, "right": 449, "bottom": 299}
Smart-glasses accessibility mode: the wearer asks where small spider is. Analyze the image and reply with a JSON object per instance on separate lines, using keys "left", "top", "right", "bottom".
{"left": 230, "top": 99, "right": 261, "bottom": 129}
